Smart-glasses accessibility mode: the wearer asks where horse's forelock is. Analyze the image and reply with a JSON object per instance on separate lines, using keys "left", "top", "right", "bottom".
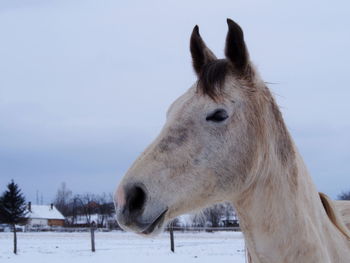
{"left": 196, "top": 59, "right": 256, "bottom": 100}
{"left": 196, "top": 59, "right": 229, "bottom": 100}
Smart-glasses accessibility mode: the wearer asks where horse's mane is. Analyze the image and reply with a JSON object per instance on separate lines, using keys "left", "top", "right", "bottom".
{"left": 319, "top": 192, "right": 350, "bottom": 240}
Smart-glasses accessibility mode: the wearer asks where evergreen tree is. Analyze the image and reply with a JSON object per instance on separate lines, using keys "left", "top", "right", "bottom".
{"left": 0, "top": 180, "right": 28, "bottom": 254}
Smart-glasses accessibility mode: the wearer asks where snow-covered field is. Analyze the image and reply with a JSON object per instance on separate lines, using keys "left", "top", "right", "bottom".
{"left": 0, "top": 231, "right": 246, "bottom": 263}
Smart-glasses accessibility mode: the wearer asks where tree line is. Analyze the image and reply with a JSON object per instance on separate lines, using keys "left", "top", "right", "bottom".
{"left": 53, "top": 182, "right": 116, "bottom": 228}
{"left": 184, "top": 202, "right": 238, "bottom": 228}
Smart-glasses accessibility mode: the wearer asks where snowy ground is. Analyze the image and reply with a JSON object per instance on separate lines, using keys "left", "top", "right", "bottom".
{"left": 0, "top": 231, "right": 246, "bottom": 263}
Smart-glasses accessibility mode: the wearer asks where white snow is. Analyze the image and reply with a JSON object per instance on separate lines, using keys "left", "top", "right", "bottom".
{"left": 0, "top": 231, "right": 246, "bottom": 263}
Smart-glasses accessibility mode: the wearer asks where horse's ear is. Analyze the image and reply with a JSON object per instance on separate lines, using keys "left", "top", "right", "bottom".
{"left": 225, "top": 19, "right": 250, "bottom": 76}
{"left": 190, "top": 25, "right": 217, "bottom": 76}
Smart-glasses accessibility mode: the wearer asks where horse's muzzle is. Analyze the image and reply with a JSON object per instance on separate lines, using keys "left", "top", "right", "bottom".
{"left": 115, "top": 183, "right": 168, "bottom": 235}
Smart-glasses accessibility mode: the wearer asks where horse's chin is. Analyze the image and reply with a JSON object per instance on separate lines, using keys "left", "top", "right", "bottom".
{"left": 138, "top": 223, "right": 165, "bottom": 237}
{"left": 118, "top": 208, "right": 169, "bottom": 237}
{"left": 138, "top": 209, "right": 168, "bottom": 237}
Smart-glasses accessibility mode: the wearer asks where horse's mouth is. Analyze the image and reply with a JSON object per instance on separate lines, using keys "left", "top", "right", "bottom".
{"left": 140, "top": 209, "right": 168, "bottom": 235}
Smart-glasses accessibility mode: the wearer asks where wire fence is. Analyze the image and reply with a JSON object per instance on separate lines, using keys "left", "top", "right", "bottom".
{"left": 1, "top": 225, "right": 246, "bottom": 260}
{"left": 1, "top": 225, "right": 241, "bottom": 233}
{"left": 166, "top": 226, "right": 241, "bottom": 232}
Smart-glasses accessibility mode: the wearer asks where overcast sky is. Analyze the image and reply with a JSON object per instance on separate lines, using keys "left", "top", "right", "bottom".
{"left": 0, "top": 0, "right": 349, "bottom": 203}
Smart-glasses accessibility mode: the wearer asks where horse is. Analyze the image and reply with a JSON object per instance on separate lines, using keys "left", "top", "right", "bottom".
{"left": 115, "top": 19, "right": 350, "bottom": 262}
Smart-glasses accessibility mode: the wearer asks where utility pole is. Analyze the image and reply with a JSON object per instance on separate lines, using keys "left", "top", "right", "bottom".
{"left": 36, "top": 190, "right": 39, "bottom": 205}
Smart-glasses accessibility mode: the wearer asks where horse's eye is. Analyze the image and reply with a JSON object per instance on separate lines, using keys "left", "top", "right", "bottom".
{"left": 206, "top": 109, "right": 228, "bottom": 122}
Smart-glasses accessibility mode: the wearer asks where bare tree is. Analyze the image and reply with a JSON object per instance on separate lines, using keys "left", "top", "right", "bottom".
{"left": 75, "top": 193, "right": 98, "bottom": 225}
{"left": 191, "top": 212, "right": 206, "bottom": 227}
{"left": 94, "top": 193, "right": 114, "bottom": 227}
{"left": 53, "top": 182, "right": 72, "bottom": 217}
{"left": 203, "top": 203, "right": 225, "bottom": 227}
{"left": 222, "top": 202, "right": 239, "bottom": 227}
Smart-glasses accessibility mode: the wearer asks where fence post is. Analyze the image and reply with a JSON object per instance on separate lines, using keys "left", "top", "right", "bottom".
{"left": 90, "top": 224, "right": 96, "bottom": 252}
{"left": 245, "top": 242, "right": 251, "bottom": 263}
{"left": 170, "top": 222, "right": 175, "bottom": 253}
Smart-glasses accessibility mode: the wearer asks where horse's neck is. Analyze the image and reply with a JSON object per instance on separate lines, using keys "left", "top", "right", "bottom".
{"left": 233, "top": 148, "right": 348, "bottom": 263}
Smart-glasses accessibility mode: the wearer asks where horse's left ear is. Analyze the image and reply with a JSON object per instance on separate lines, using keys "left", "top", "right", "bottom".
{"left": 225, "top": 19, "right": 250, "bottom": 76}
{"left": 190, "top": 25, "right": 217, "bottom": 76}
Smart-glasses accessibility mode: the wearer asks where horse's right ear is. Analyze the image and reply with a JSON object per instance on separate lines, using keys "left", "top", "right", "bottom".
{"left": 225, "top": 19, "right": 250, "bottom": 76}
{"left": 190, "top": 25, "right": 217, "bottom": 76}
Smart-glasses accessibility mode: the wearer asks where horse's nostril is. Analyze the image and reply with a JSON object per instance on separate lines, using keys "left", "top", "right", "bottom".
{"left": 127, "top": 185, "right": 146, "bottom": 214}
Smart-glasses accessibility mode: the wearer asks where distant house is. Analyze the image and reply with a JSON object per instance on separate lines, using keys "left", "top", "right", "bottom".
{"left": 71, "top": 214, "right": 100, "bottom": 227}
{"left": 26, "top": 202, "right": 65, "bottom": 227}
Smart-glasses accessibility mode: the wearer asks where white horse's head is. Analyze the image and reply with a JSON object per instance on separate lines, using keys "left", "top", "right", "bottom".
{"left": 115, "top": 19, "right": 292, "bottom": 235}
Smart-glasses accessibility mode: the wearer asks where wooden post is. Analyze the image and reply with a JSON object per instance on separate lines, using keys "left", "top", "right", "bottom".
{"left": 90, "top": 225, "right": 96, "bottom": 252}
{"left": 245, "top": 242, "right": 252, "bottom": 263}
{"left": 13, "top": 224, "right": 17, "bottom": 254}
{"left": 170, "top": 222, "right": 175, "bottom": 253}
